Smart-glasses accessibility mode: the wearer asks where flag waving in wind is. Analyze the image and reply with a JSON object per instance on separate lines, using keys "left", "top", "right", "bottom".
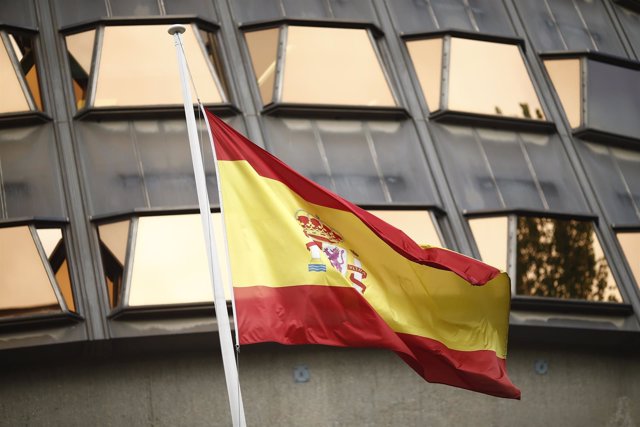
{"left": 206, "top": 111, "right": 520, "bottom": 399}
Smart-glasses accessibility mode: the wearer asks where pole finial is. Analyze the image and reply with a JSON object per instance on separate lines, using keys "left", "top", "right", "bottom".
{"left": 168, "top": 24, "right": 186, "bottom": 35}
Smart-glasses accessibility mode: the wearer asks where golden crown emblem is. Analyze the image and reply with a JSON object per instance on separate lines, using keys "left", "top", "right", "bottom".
{"left": 295, "top": 210, "right": 343, "bottom": 244}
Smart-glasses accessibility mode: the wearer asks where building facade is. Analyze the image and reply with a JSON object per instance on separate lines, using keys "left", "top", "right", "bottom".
{"left": 0, "top": 0, "right": 639, "bottom": 425}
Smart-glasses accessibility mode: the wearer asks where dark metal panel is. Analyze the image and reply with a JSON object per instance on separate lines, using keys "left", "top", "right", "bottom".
{"left": 108, "top": 0, "right": 160, "bottom": 17}
{"left": 163, "top": 0, "right": 218, "bottom": 20}
{"left": 0, "top": 124, "right": 66, "bottom": 219}
{"left": 230, "top": 0, "right": 284, "bottom": 24}
{"left": 52, "top": 0, "right": 108, "bottom": 29}
{"left": 0, "top": 0, "right": 37, "bottom": 29}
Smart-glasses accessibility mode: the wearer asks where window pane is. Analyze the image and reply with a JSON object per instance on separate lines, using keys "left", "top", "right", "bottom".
{"left": 94, "top": 24, "right": 224, "bottom": 107}
{"left": 448, "top": 37, "right": 545, "bottom": 120}
{"left": 469, "top": 216, "right": 508, "bottom": 272}
{"left": 516, "top": 217, "right": 622, "bottom": 302}
{"left": 406, "top": 38, "right": 442, "bottom": 111}
{"left": 66, "top": 30, "right": 95, "bottom": 109}
{"left": 98, "top": 220, "right": 130, "bottom": 309}
{"left": 36, "top": 228, "right": 75, "bottom": 312}
{"left": 9, "top": 33, "right": 43, "bottom": 111}
{"left": 544, "top": 58, "right": 582, "bottom": 128}
{"left": 617, "top": 232, "right": 640, "bottom": 288}
{"left": 369, "top": 210, "right": 442, "bottom": 247}
{"left": 245, "top": 28, "right": 280, "bottom": 105}
{"left": 0, "top": 226, "right": 61, "bottom": 317}
{"left": 0, "top": 35, "right": 30, "bottom": 113}
{"left": 279, "top": 26, "right": 396, "bottom": 106}
{"left": 587, "top": 60, "right": 640, "bottom": 140}
{"left": 128, "top": 214, "right": 230, "bottom": 307}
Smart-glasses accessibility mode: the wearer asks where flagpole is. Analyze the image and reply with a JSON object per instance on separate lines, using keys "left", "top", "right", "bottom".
{"left": 168, "top": 24, "right": 246, "bottom": 427}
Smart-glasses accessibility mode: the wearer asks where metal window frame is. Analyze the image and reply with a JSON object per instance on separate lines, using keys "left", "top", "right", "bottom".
{"left": 240, "top": 18, "right": 409, "bottom": 119}
{"left": 58, "top": 17, "right": 239, "bottom": 120}
{"left": 0, "top": 25, "right": 51, "bottom": 128}
{"left": 402, "top": 29, "right": 557, "bottom": 133}
{"left": 0, "top": 217, "right": 83, "bottom": 331}
{"left": 541, "top": 50, "right": 640, "bottom": 148}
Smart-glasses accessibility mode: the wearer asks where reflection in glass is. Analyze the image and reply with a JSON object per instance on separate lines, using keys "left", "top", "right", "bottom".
{"left": 66, "top": 30, "right": 96, "bottom": 109}
{"left": 98, "top": 220, "right": 130, "bottom": 308}
{"left": 93, "top": 24, "right": 224, "bottom": 107}
{"left": 245, "top": 26, "right": 396, "bottom": 107}
{"left": 36, "top": 228, "right": 75, "bottom": 312}
{"left": 245, "top": 27, "right": 279, "bottom": 105}
{"left": 470, "top": 216, "right": 623, "bottom": 302}
{"left": 127, "top": 214, "right": 230, "bottom": 307}
{"left": 0, "top": 34, "right": 42, "bottom": 113}
{"left": 587, "top": 59, "right": 640, "bottom": 140}
{"left": 617, "top": 232, "right": 640, "bottom": 289}
{"left": 369, "top": 210, "right": 442, "bottom": 247}
{"left": 0, "top": 226, "right": 60, "bottom": 317}
{"left": 447, "top": 37, "right": 544, "bottom": 120}
{"left": 468, "top": 216, "right": 509, "bottom": 273}
{"left": 516, "top": 217, "right": 621, "bottom": 302}
{"left": 544, "top": 58, "right": 582, "bottom": 128}
{"left": 406, "top": 38, "right": 442, "bottom": 111}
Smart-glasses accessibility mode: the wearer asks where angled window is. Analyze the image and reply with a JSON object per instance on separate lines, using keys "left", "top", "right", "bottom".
{"left": 406, "top": 34, "right": 547, "bottom": 126}
{"left": 244, "top": 24, "right": 397, "bottom": 111}
{"left": 368, "top": 210, "right": 443, "bottom": 247}
{"left": 544, "top": 54, "right": 640, "bottom": 143}
{"left": 64, "top": 22, "right": 228, "bottom": 112}
{"left": 0, "top": 223, "right": 76, "bottom": 321}
{"left": 469, "top": 215, "right": 624, "bottom": 303}
{"left": 0, "top": 29, "right": 43, "bottom": 115}
{"left": 97, "top": 213, "right": 230, "bottom": 314}
{"left": 616, "top": 231, "right": 640, "bottom": 289}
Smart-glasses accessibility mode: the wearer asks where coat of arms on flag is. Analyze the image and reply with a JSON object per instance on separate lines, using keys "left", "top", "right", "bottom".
{"left": 296, "top": 210, "right": 368, "bottom": 293}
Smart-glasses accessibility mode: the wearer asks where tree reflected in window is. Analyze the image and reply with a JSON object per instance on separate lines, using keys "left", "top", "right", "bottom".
{"left": 516, "top": 217, "right": 621, "bottom": 302}
{"left": 470, "top": 215, "right": 623, "bottom": 303}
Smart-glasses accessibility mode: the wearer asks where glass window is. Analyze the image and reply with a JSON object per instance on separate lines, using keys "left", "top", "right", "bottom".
{"left": 368, "top": 210, "right": 442, "bottom": 247}
{"left": 406, "top": 36, "right": 545, "bottom": 120}
{"left": 544, "top": 58, "right": 582, "bottom": 128}
{"left": 0, "top": 31, "right": 42, "bottom": 114}
{"left": 545, "top": 56, "right": 640, "bottom": 141}
{"left": 470, "top": 215, "right": 623, "bottom": 303}
{"left": 617, "top": 232, "right": 640, "bottom": 289}
{"left": 0, "top": 225, "right": 75, "bottom": 319}
{"left": 245, "top": 25, "right": 396, "bottom": 107}
{"left": 406, "top": 38, "right": 442, "bottom": 111}
{"left": 64, "top": 24, "right": 226, "bottom": 110}
{"left": 97, "top": 213, "right": 231, "bottom": 310}
{"left": 587, "top": 59, "right": 640, "bottom": 140}
{"left": 468, "top": 216, "right": 509, "bottom": 272}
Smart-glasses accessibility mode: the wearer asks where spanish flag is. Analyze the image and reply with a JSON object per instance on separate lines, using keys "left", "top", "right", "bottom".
{"left": 206, "top": 111, "right": 520, "bottom": 399}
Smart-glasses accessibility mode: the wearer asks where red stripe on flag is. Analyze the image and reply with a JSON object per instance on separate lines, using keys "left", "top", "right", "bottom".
{"left": 206, "top": 111, "right": 499, "bottom": 286}
{"left": 234, "top": 285, "right": 520, "bottom": 399}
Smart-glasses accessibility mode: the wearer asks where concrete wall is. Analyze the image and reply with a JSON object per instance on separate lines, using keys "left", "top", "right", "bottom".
{"left": 1, "top": 342, "right": 638, "bottom": 427}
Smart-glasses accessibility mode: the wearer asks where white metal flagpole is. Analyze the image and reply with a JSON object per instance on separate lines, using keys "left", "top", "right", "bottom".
{"left": 168, "top": 24, "right": 246, "bottom": 427}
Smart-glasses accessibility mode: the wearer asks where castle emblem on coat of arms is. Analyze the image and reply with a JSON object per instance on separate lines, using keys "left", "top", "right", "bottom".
{"left": 295, "top": 210, "right": 368, "bottom": 294}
